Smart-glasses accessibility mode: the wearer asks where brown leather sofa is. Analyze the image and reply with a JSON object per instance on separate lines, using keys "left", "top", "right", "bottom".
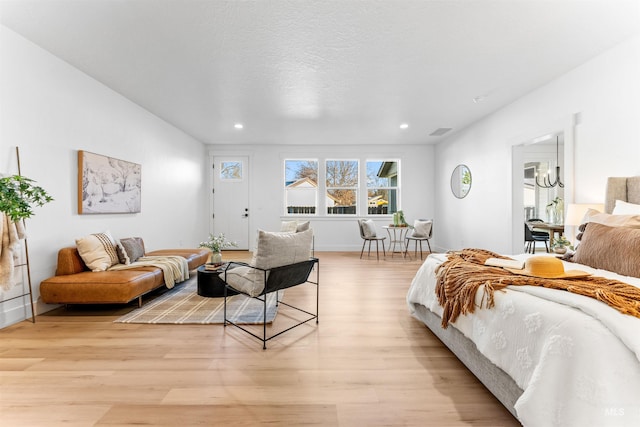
{"left": 40, "top": 244, "right": 209, "bottom": 307}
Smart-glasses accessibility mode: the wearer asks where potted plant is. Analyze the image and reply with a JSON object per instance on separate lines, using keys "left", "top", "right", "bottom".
{"left": 0, "top": 175, "right": 53, "bottom": 222}
{"left": 552, "top": 236, "right": 573, "bottom": 254}
{"left": 199, "top": 232, "right": 237, "bottom": 264}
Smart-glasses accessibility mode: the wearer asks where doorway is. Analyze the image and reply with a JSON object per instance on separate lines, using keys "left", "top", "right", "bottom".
{"left": 211, "top": 156, "right": 250, "bottom": 250}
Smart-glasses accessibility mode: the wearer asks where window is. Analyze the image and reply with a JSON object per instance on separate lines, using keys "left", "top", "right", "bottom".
{"left": 283, "top": 157, "right": 401, "bottom": 217}
{"left": 326, "top": 160, "right": 358, "bottom": 215}
{"left": 367, "top": 160, "right": 399, "bottom": 215}
{"left": 285, "top": 159, "right": 318, "bottom": 214}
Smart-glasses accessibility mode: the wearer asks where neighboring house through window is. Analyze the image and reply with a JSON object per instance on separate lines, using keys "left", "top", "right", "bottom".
{"left": 367, "top": 160, "right": 399, "bottom": 215}
{"left": 285, "top": 160, "right": 318, "bottom": 214}
{"left": 284, "top": 158, "right": 400, "bottom": 216}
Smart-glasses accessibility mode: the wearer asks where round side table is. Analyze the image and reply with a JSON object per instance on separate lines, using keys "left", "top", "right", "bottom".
{"left": 197, "top": 264, "right": 237, "bottom": 297}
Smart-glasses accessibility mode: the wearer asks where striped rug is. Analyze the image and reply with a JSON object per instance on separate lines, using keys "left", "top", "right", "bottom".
{"left": 114, "top": 276, "right": 278, "bottom": 324}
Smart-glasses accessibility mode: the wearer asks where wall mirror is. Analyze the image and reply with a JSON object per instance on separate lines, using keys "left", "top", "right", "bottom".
{"left": 451, "top": 164, "right": 472, "bottom": 198}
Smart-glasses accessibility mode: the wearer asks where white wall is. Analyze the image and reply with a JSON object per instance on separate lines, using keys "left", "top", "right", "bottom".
{"left": 0, "top": 26, "right": 209, "bottom": 326}
{"left": 208, "top": 144, "right": 434, "bottom": 251}
{"left": 435, "top": 35, "right": 640, "bottom": 254}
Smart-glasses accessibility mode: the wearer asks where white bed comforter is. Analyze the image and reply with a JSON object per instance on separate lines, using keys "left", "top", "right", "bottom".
{"left": 407, "top": 253, "right": 640, "bottom": 427}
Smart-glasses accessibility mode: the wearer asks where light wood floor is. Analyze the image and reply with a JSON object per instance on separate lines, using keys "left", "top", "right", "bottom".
{"left": 0, "top": 251, "right": 519, "bottom": 427}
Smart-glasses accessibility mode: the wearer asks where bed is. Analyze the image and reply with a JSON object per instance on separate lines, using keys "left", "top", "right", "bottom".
{"left": 407, "top": 176, "right": 640, "bottom": 427}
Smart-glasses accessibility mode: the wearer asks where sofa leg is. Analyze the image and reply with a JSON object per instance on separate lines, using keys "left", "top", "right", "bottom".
{"left": 137, "top": 296, "right": 142, "bottom": 308}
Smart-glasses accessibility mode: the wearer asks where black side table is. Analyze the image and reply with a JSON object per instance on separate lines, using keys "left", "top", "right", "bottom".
{"left": 197, "top": 264, "right": 237, "bottom": 297}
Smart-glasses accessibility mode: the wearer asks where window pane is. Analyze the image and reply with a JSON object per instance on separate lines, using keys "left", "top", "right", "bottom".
{"left": 368, "top": 188, "right": 396, "bottom": 214}
{"left": 367, "top": 160, "right": 399, "bottom": 215}
{"left": 327, "top": 189, "right": 357, "bottom": 215}
{"left": 326, "top": 160, "right": 358, "bottom": 187}
{"left": 367, "top": 161, "right": 398, "bottom": 187}
{"left": 285, "top": 160, "right": 318, "bottom": 215}
{"left": 220, "top": 161, "right": 242, "bottom": 180}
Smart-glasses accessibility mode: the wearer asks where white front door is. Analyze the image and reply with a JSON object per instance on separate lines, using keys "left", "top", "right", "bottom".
{"left": 212, "top": 156, "right": 250, "bottom": 250}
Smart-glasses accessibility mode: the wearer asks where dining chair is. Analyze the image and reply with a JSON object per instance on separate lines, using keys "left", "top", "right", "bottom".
{"left": 357, "top": 219, "right": 386, "bottom": 260}
{"left": 404, "top": 219, "right": 433, "bottom": 260}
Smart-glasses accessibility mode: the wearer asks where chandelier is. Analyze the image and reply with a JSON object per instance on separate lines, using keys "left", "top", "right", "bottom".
{"left": 536, "top": 136, "right": 564, "bottom": 188}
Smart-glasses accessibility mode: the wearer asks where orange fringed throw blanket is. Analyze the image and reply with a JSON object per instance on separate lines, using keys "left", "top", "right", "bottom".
{"left": 435, "top": 248, "right": 640, "bottom": 328}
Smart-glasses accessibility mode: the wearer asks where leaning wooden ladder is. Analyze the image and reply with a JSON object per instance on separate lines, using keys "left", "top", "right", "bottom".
{"left": 0, "top": 147, "right": 36, "bottom": 323}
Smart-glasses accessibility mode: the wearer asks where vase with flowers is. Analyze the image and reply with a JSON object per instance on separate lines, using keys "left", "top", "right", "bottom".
{"left": 199, "top": 232, "right": 237, "bottom": 264}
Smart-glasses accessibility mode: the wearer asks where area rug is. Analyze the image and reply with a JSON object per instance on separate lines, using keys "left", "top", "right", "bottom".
{"left": 114, "top": 276, "right": 279, "bottom": 324}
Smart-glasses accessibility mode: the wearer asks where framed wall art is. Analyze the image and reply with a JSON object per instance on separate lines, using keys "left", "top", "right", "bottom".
{"left": 78, "top": 150, "right": 141, "bottom": 214}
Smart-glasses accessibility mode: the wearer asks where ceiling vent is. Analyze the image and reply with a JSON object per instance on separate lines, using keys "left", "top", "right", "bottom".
{"left": 429, "top": 128, "right": 452, "bottom": 136}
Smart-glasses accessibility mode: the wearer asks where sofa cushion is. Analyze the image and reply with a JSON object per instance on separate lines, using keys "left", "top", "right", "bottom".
{"left": 75, "top": 231, "right": 119, "bottom": 272}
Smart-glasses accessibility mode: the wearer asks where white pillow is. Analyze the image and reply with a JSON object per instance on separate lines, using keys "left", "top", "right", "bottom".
{"left": 361, "top": 220, "right": 377, "bottom": 238}
{"left": 75, "top": 231, "right": 119, "bottom": 272}
{"left": 612, "top": 199, "right": 640, "bottom": 215}
{"left": 581, "top": 208, "right": 640, "bottom": 229}
{"left": 412, "top": 219, "right": 432, "bottom": 238}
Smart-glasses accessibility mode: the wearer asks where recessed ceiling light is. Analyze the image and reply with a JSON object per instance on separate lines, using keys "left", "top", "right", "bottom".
{"left": 234, "top": 123, "right": 244, "bottom": 129}
{"left": 399, "top": 123, "right": 409, "bottom": 130}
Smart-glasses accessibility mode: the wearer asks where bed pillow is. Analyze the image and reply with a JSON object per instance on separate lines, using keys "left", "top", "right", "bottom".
{"left": 75, "top": 231, "right": 119, "bottom": 272}
{"left": 581, "top": 209, "right": 640, "bottom": 229}
{"left": 361, "top": 219, "right": 377, "bottom": 238}
{"left": 117, "top": 237, "right": 145, "bottom": 264}
{"left": 571, "top": 222, "right": 640, "bottom": 278}
{"left": 412, "top": 219, "right": 432, "bottom": 238}
{"left": 612, "top": 199, "right": 640, "bottom": 215}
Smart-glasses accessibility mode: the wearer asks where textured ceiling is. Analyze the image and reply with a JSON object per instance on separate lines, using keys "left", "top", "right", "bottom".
{"left": 1, "top": 0, "right": 639, "bottom": 145}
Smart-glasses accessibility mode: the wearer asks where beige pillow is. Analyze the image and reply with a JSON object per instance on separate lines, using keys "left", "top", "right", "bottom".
{"left": 295, "top": 220, "right": 310, "bottom": 232}
{"left": 361, "top": 219, "right": 377, "bottom": 238}
{"left": 412, "top": 219, "right": 432, "bottom": 238}
{"left": 581, "top": 209, "right": 640, "bottom": 229}
{"left": 75, "top": 231, "right": 119, "bottom": 272}
{"left": 226, "top": 229, "right": 313, "bottom": 296}
{"left": 254, "top": 229, "right": 313, "bottom": 269}
{"left": 280, "top": 221, "right": 298, "bottom": 233}
{"left": 572, "top": 222, "right": 640, "bottom": 278}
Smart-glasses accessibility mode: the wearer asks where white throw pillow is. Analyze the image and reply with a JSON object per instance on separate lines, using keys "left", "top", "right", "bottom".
{"left": 361, "top": 220, "right": 377, "bottom": 238}
{"left": 612, "top": 199, "right": 640, "bottom": 215}
{"left": 75, "top": 230, "right": 119, "bottom": 272}
{"left": 412, "top": 219, "right": 432, "bottom": 238}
